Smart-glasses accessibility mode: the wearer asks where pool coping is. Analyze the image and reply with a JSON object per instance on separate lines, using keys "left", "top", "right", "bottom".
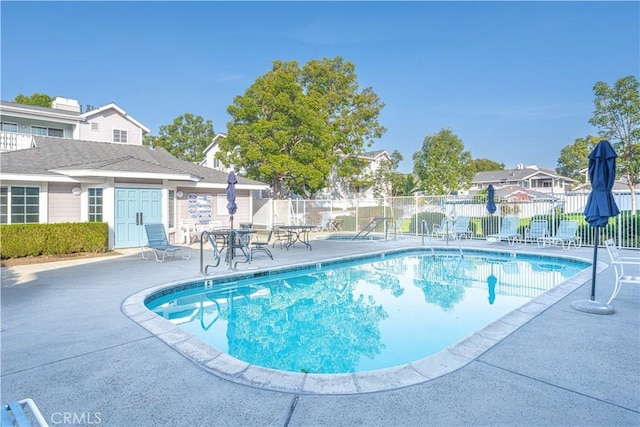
{"left": 121, "top": 246, "right": 603, "bottom": 395}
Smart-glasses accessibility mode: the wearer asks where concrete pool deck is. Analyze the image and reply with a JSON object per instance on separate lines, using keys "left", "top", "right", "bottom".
{"left": 1, "top": 236, "right": 639, "bottom": 426}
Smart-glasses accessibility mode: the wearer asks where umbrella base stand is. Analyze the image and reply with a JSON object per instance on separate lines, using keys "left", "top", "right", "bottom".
{"left": 570, "top": 299, "right": 615, "bottom": 315}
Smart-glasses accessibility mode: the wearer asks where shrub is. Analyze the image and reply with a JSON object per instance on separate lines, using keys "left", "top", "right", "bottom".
{"left": 1, "top": 222, "right": 108, "bottom": 259}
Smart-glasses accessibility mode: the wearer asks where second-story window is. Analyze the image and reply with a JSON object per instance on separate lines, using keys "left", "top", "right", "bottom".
{"left": 31, "top": 126, "right": 63, "bottom": 137}
{"left": 113, "top": 129, "right": 128, "bottom": 143}
{"left": 1, "top": 122, "right": 18, "bottom": 132}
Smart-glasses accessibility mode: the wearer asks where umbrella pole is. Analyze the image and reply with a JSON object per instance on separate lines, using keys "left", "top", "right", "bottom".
{"left": 570, "top": 225, "right": 613, "bottom": 314}
{"left": 590, "top": 228, "right": 599, "bottom": 301}
{"left": 228, "top": 214, "right": 234, "bottom": 269}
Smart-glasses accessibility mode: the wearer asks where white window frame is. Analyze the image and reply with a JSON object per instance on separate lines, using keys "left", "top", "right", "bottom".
{"left": 1, "top": 185, "right": 40, "bottom": 224}
{"left": 30, "top": 125, "right": 64, "bottom": 137}
{"left": 1, "top": 122, "right": 18, "bottom": 132}
{"left": 88, "top": 188, "right": 103, "bottom": 222}
{"left": 113, "top": 128, "right": 128, "bottom": 143}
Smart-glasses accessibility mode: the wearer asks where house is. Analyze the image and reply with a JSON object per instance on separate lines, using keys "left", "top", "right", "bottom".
{"left": 200, "top": 133, "right": 230, "bottom": 172}
{"left": 571, "top": 168, "right": 630, "bottom": 193}
{"left": 315, "top": 150, "right": 393, "bottom": 200}
{"left": 0, "top": 99, "right": 268, "bottom": 249}
{"left": 470, "top": 164, "right": 576, "bottom": 199}
{"left": 0, "top": 97, "right": 149, "bottom": 149}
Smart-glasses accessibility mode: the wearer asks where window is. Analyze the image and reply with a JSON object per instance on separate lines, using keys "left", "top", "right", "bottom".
{"left": 1, "top": 122, "right": 17, "bottom": 132}
{"left": 31, "top": 126, "right": 47, "bottom": 136}
{"left": 113, "top": 129, "right": 128, "bottom": 143}
{"left": 88, "top": 188, "right": 103, "bottom": 222}
{"left": 168, "top": 190, "right": 175, "bottom": 228}
{"left": 91, "top": 123, "right": 99, "bottom": 131}
{"left": 0, "top": 187, "right": 7, "bottom": 224}
{"left": 30, "top": 126, "right": 64, "bottom": 137}
{"left": 213, "top": 158, "right": 221, "bottom": 169}
{"left": 6, "top": 186, "right": 39, "bottom": 223}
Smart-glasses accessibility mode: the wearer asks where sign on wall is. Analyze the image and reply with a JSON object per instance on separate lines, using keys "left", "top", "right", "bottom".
{"left": 188, "top": 193, "right": 212, "bottom": 224}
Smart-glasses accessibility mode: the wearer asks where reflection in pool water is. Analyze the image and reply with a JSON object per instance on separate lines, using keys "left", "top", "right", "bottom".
{"left": 146, "top": 251, "right": 588, "bottom": 374}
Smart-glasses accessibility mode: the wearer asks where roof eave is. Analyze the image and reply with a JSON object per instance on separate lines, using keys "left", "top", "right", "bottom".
{"left": 49, "top": 169, "right": 202, "bottom": 181}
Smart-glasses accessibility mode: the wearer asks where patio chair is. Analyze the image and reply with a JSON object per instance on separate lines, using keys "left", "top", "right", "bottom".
{"left": 317, "top": 212, "right": 332, "bottom": 232}
{"left": 523, "top": 220, "right": 549, "bottom": 245}
{"left": 451, "top": 216, "right": 473, "bottom": 240}
{"left": 538, "top": 220, "right": 580, "bottom": 250}
{"left": 179, "top": 218, "right": 199, "bottom": 244}
{"left": 271, "top": 223, "right": 289, "bottom": 249}
{"left": 487, "top": 216, "right": 520, "bottom": 246}
{"left": 431, "top": 217, "right": 450, "bottom": 239}
{"left": 2, "top": 398, "right": 48, "bottom": 427}
{"left": 142, "top": 223, "right": 192, "bottom": 262}
{"left": 604, "top": 239, "right": 640, "bottom": 304}
{"left": 250, "top": 228, "right": 274, "bottom": 260}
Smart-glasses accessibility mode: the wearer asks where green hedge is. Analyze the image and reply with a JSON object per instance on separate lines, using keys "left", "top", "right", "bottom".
{"left": 0, "top": 222, "right": 109, "bottom": 259}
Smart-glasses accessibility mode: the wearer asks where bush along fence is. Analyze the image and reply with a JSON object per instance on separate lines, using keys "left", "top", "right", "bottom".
{"left": 252, "top": 191, "right": 639, "bottom": 249}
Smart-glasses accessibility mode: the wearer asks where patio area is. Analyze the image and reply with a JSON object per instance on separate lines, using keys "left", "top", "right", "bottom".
{"left": 1, "top": 235, "right": 639, "bottom": 426}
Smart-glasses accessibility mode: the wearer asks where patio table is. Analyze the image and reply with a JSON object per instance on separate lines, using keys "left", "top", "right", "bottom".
{"left": 280, "top": 225, "right": 316, "bottom": 250}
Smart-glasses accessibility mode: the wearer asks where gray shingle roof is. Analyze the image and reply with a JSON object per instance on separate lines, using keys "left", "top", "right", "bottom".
{"left": 0, "top": 136, "right": 267, "bottom": 187}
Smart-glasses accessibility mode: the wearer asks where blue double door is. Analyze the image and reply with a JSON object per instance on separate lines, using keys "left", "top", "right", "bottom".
{"left": 114, "top": 188, "right": 162, "bottom": 248}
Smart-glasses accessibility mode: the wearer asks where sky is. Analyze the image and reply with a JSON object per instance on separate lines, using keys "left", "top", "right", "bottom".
{"left": 1, "top": 1, "right": 638, "bottom": 173}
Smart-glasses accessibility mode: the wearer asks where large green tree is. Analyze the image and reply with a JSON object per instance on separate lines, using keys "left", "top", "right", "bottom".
{"left": 470, "top": 158, "right": 505, "bottom": 173}
{"left": 556, "top": 135, "right": 599, "bottom": 183}
{"left": 14, "top": 92, "right": 54, "bottom": 107}
{"left": 217, "top": 57, "right": 386, "bottom": 199}
{"left": 589, "top": 75, "right": 640, "bottom": 213}
{"left": 413, "top": 129, "right": 474, "bottom": 195}
{"left": 396, "top": 174, "right": 418, "bottom": 197}
{"left": 145, "top": 113, "right": 215, "bottom": 163}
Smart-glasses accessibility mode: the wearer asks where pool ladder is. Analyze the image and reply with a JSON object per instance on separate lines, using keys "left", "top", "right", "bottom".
{"left": 421, "top": 220, "right": 464, "bottom": 258}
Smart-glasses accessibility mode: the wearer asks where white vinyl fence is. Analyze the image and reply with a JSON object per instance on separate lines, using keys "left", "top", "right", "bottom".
{"left": 251, "top": 192, "right": 640, "bottom": 249}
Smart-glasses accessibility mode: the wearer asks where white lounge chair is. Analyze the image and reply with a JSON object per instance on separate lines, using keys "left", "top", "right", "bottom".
{"left": 523, "top": 219, "right": 549, "bottom": 245}
{"left": 432, "top": 217, "right": 451, "bottom": 239}
{"left": 451, "top": 216, "right": 473, "bottom": 240}
{"left": 538, "top": 220, "right": 580, "bottom": 250}
{"left": 488, "top": 216, "right": 520, "bottom": 246}
{"left": 604, "top": 239, "right": 640, "bottom": 304}
{"left": 142, "top": 223, "right": 192, "bottom": 262}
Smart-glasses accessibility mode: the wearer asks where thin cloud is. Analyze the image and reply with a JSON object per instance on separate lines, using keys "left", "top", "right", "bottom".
{"left": 216, "top": 73, "right": 244, "bottom": 82}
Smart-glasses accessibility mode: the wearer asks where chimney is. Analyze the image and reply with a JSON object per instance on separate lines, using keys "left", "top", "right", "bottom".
{"left": 517, "top": 163, "right": 524, "bottom": 170}
{"left": 51, "top": 97, "right": 81, "bottom": 113}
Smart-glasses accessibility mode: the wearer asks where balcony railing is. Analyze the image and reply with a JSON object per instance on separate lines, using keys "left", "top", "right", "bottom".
{"left": 0, "top": 132, "right": 36, "bottom": 152}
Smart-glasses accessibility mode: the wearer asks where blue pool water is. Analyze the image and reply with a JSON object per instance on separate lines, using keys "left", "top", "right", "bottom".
{"left": 145, "top": 249, "right": 589, "bottom": 374}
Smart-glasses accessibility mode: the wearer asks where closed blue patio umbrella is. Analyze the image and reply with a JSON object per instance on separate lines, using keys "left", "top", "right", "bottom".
{"left": 486, "top": 184, "right": 497, "bottom": 214}
{"left": 486, "top": 184, "right": 497, "bottom": 235}
{"left": 571, "top": 140, "right": 620, "bottom": 314}
{"left": 226, "top": 171, "right": 238, "bottom": 268}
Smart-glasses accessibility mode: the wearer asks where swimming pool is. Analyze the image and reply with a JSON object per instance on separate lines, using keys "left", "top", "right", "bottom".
{"left": 143, "top": 249, "right": 590, "bottom": 379}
